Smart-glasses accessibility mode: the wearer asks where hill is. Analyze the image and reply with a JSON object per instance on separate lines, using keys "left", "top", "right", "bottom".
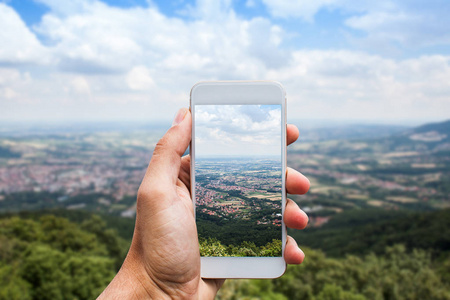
{"left": 0, "top": 209, "right": 135, "bottom": 240}
{"left": 288, "top": 119, "right": 450, "bottom": 217}
{"left": 291, "top": 208, "right": 450, "bottom": 258}
{"left": 297, "top": 123, "right": 408, "bottom": 142}
{"left": 387, "top": 118, "right": 450, "bottom": 149}
{"left": 411, "top": 119, "right": 450, "bottom": 136}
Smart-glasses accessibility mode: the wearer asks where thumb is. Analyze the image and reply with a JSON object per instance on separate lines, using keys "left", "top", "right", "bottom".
{"left": 144, "top": 108, "right": 191, "bottom": 186}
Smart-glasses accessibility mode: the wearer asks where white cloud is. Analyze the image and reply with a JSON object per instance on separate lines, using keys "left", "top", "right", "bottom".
{"left": 275, "top": 51, "right": 450, "bottom": 122}
{"left": 0, "top": 68, "right": 21, "bottom": 86}
{"left": 195, "top": 105, "right": 282, "bottom": 157}
{"left": 34, "top": 2, "right": 145, "bottom": 73}
{"left": 126, "top": 66, "right": 155, "bottom": 91}
{"left": 0, "top": 3, "right": 49, "bottom": 64}
{"left": 0, "top": 0, "right": 449, "bottom": 124}
{"left": 70, "top": 76, "right": 91, "bottom": 95}
{"left": 1, "top": 87, "right": 17, "bottom": 99}
{"left": 260, "top": 0, "right": 450, "bottom": 49}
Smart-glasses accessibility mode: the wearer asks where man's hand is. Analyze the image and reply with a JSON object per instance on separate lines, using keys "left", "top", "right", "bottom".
{"left": 98, "top": 108, "right": 310, "bottom": 300}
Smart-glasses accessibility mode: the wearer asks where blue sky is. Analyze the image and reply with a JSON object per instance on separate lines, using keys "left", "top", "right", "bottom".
{"left": 1, "top": 0, "right": 450, "bottom": 124}
{"left": 10, "top": 0, "right": 449, "bottom": 57}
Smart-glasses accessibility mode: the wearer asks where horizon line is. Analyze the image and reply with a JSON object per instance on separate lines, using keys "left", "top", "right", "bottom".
{"left": 0, "top": 118, "right": 447, "bottom": 128}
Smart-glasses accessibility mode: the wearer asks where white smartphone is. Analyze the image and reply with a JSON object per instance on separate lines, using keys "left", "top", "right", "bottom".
{"left": 190, "top": 81, "right": 287, "bottom": 279}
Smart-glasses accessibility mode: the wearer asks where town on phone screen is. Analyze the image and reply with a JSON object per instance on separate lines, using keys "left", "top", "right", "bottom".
{"left": 195, "top": 105, "right": 282, "bottom": 257}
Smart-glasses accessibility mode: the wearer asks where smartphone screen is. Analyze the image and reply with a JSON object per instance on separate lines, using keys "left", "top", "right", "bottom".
{"left": 194, "top": 104, "right": 283, "bottom": 257}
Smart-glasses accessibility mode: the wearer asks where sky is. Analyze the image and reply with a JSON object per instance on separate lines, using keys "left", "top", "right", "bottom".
{"left": 195, "top": 105, "right": 281, "bottom": 157}
{"left": 1, "top": 0, "right": 450, "bottom": 125}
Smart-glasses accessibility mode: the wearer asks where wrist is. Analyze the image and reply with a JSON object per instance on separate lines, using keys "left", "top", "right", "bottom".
{"left": 98, "top": 253, "right": 170, "bottom": 300}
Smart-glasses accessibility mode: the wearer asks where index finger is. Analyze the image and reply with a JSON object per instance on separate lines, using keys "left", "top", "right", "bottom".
{"left": 287, "top": 124, "right": 299, "bottom": 146}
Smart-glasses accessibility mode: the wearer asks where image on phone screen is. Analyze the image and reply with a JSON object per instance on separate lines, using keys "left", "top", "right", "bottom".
{"left": 194, "top": 104, "right": 282, "bottom": 257}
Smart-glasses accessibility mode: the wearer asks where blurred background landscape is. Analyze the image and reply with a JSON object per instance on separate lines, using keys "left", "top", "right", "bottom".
{"left": 1, "top": 0, "right": 449, "bottom": 299}
{"left": 1, "top": 119, "right": 449, "bottom": 299}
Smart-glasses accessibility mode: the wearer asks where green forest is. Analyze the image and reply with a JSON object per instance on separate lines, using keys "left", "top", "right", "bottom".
{"left": 197, "top": 209, "right": 282, "bottom": 248}
{"left": 1, "top": 209, "right": 449, "bottom": 299}
{"left": 0, "top": 214, "right": 126, "bottom": 300}
{"left": 217, "top": 244, "right": 450, "bottom": 300}
{"left": 199, "top": 238, "right": 282, "bottom": 257}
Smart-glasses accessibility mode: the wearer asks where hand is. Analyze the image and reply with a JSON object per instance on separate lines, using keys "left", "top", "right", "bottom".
{"left": 98, "top": 108, "right": 310, "bottom": 300}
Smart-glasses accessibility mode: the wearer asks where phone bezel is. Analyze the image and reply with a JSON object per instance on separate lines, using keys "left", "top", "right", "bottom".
{"left": 190, "top": 81, "right": 287, "bottom": 279}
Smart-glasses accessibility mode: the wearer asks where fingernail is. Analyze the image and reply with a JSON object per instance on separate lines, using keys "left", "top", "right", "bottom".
{"left": 299, "top": 247, "right": 304, "bottom": 256}
{"left": 298, "top": 247, "right": 305, "bottom": 262}
{"left": 172, "top": 108, "right": 188, "bottom": 126}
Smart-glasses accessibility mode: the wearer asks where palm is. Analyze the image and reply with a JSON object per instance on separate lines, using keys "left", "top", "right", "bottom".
{"left": 134, "top": 155, "right": 223, "bottom": 298}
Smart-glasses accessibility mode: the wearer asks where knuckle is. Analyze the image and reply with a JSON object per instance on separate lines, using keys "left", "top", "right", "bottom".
{"left": 154, "top": 136, "right": 170, "bottom": 154}
{"left": 152, "top": 135, "right": 179, "bottom": 166}
{"left": 137, "top": 185, "right": 166, "bottom": 205}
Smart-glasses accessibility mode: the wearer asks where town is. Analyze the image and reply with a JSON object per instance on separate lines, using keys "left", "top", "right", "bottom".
{"left": 0, "top": 122, "right": 448, "bottom": 223}
{"left": 195, "top": 157, "right": 282, "bottom": 228}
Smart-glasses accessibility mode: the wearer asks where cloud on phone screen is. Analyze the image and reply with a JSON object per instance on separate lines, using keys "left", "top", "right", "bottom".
{"left": 195, "top": 105, "right": 281, "bottom": 157}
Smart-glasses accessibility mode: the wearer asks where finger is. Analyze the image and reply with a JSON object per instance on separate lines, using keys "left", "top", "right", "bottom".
{"left": 200, "top": 279, "right": 226, "bottom": 299}
{"left": 284, "top": 236, "right": 305, "bottom": 264}
{"left": 179, "top": 155, "right": 191, "bottom": 189}
{"left": 144, "top": 108, "right": 191, "bottom": 186}
{"left": 287, "top": 124, "right": 299, "bottom": 146}
{"left": 286, "top": 167, "right": 310, "bottom": 195}
{"left": 284, "top": 198, "right": 308, "bottom": 229}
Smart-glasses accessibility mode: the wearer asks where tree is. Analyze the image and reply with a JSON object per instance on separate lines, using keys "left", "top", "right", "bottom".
{"left": 316, "top": 284, "right": 366, "bottom": 300}
{"left": 218, "top": 245, "right": 450, "bottom": 300}
{"left": 20, "top": 245, "right": 115, "bottom": 300}
{"left": 0, "top": 263, "right": 31, "bottom": 300}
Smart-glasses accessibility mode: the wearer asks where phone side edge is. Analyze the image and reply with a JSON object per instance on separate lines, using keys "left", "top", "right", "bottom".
{"left": 190, "top": 90, "right": 196, "bottom": 219}
{"left": 281, "top": 83, "right": 287, "bottom": 274}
